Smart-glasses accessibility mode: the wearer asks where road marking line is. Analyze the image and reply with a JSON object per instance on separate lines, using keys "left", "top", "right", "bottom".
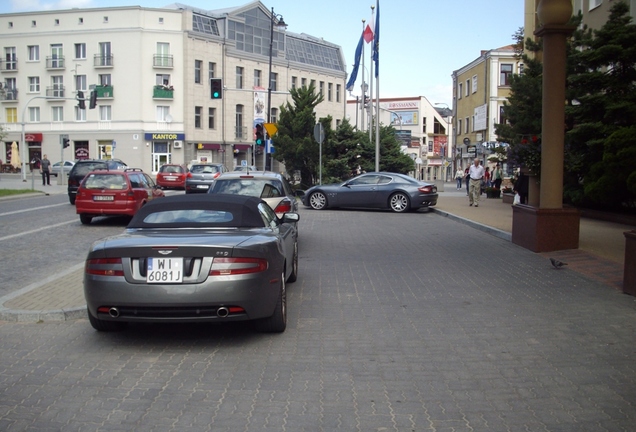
{"left": 0, "top": 219, "right": 76, "bottom": 242}
{"left": 0, "top": 202, "right": 68, "bottom": 217}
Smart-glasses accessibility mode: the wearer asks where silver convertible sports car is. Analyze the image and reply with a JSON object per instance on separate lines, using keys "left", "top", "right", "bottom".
{"left": 302, "top": 172, "right": 438, "bottom": 213}
{"left": 84, "top": 194, "right": 299, "bottom": 333}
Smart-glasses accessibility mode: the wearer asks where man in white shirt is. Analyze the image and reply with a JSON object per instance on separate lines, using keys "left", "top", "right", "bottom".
{"left": 468, "top": 158, "right": 484, "bottom": 207}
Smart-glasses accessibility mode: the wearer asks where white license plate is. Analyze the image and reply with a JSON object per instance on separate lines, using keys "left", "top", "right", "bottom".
{"left": 166, "top": 177, "right": 176, "bottom": 181}
{"left": 93, "top": 195, "right": 114, "bottom": 201}
{"left": 197, "top": 185, "right": 209, "bottom": 189}
{"left": 147, "top": 258, "right": 183, "bottom": 283}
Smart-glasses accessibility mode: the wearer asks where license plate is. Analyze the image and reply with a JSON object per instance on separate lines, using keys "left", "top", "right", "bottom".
{"left": 147, "top": 258, "right": 183, "bottom": 283}
{"left": 197, "top": 185, "right": 209, "bottom": 189}
{"left": 166, "top": 177, "right": 176, "bottom": 181}
{"left": 93, "top": 195, "right": 114, "bottom": 201}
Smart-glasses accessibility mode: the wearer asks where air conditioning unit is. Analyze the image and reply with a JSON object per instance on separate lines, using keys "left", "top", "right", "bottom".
{"left": 173, "top": 140, "right": 182, "bottom": 149}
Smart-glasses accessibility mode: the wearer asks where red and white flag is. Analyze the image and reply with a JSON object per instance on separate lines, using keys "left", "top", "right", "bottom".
{"left": 363, "top": 23, "right": 374, "bottom": 44}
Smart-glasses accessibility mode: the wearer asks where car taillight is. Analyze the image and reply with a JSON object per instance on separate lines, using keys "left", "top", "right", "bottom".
{"left": 419, "top": 185, "right": 434, "bottom": 193}
{"left": 69, "top": 178, "right": 79, "bottom": 186}
{"left": 85, "top": 258, "right": 124, "bottom": 276}
{"left": 213, "top": 172, "right": 221, "bottom": 178}
{"left": 274, "top": 199, "right": 292, "bottom": 214}
{"left": 187, "top": 172, "right": 192, "bottom": 178}
{"left": 210, "top": 258, "right": 268, "bottom": 276}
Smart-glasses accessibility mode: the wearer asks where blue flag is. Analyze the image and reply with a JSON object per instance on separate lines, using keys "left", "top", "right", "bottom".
{"left": 346, "top": 33, "right": 364, "bottom": 92}
{"left": 372, "top": 0, "right": 380, "bottom": 78}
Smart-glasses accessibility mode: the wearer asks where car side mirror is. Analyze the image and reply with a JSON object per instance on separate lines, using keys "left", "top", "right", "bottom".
{"left": 281, "top": 213, "right": 300, "bottom": 224}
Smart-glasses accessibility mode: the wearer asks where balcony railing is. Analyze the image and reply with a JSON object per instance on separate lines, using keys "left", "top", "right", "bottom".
{"left": 0, "top": 59, "right": 18, "bottom": 72}
{"left": 153, "top": 85, "right": 173, "bottom": 99}
{"left": 153, "top": 54, "right": 173, "bottom": 68}
{"left": 46, "top": 56, "right": 65, "bottom": 69}
{"left": 46, "top": 86, "right": 65, "bottom": 98}
{"left": 94, "top": 85, "right": 114, "bottom": 98}
{"left": 94, "top": 54, "right": 114, "bottom": 67}
{"left": 235, "top": 126, "right": 247, "bottom": 140}
{"left": 0, "top": 88, "right": 18, "bottom": 101}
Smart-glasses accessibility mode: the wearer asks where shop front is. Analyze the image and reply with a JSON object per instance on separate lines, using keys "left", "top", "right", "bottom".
{"left": 145, "top": 133, "right": 185, "bottom": 172}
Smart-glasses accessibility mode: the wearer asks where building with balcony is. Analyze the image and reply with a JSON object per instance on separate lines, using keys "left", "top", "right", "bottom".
{"left": 451, "top": 45, "right": 518, "bottom": 172}
{"left": 0, "top": 1, "right": 346, "bottom": 173}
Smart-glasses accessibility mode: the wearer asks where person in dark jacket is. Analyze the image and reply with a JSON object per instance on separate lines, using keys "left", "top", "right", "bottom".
{"left": 514, "top": 172, "right": 529, "bottom": 204}
{"left": 40, "top": 154, "right": 51, "bottom": 186}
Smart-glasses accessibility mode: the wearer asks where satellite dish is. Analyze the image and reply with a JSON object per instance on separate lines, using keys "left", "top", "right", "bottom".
{"left": 165, "top": 114, "right": 173, "bottom": 123}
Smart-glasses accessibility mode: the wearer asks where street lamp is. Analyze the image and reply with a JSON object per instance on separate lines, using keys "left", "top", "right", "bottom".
{"left": 265, "top": 7, "right": 288, "bottom": 170}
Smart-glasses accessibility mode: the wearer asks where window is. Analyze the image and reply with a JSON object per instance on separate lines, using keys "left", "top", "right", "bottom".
{"left": 291, "top": 76, "right": 297, "bottom": 89}
{"left": 301, "top": 78, "right": 307, "bottom": 88}
{"left": 103, "top": 16, "right": 109, "bottom": 23}
{"left": 254, "top": 69, "right": 261, "bottom": 87}
{"left": 319, "top": 81, "right": 324, "bottom": 96}
{"left": 28, "top": 76, "right": 40, "bottom": 92}
{"left": 99, "top": 105, "right": 111, "bottom": 121}
{"left": 208, "top": 107, "right": 216, "bottom": 129}
{"left": 50, "top": 44, "right": 63, "bottom": 68}
{"left": 51, "top": 75, "right": 64, "bottom": 97}
{"left": 589, "top": 0, "right": 602, "bottom": 10}
{"left": 5, "top": 107, "right": 17, "bottom": 123}
{"left": 235, "top": 104, "right": 244, "bottom": 138}
{"left": 156, "top": 106, "right": 170, "bottom": 122}
{"left": 499, "top": 106, "right": 507, "bottom": 125}
{"left": 472, "top": 75, "right": 478, "bottom": 94}
{"left": 156, "top": 42, "right": 170, "bottom": 67}
{"left": 75, "top": 75, "right": 87, "bottom": 91}
{"left": 458, "top": 119, "right": 462, "bottom": 134}
{"left": 194, "top": 60, "right": 202, "bottom": 84}
{"left": 156, "top": 74, "right": 170, "bottom": 86}
{"left": 4, "top": 47, "right": 16, "bottom": 70}
{"left": 270, "top": 73, "right": 278, "bottom": 91}
{"left": 52, "top": 106, "right": 64, "bottom": 122}
{"left": 195, "top": 106, "right": 202, "bottom": 128}
{"left": 422, "top": 117, "right": 427, "bottom": 134}
{"left": 500, "top": 64, "right": 513, "bottom": 86}
{"left": 458, "top": 82, "right": 463, "bottom": 99}
{"left": 236, "top": 66, "right": 244, "bottom": 89}
{"left": 98, "top": 42, "right": 112, "bottom": 66}
{"left": 98, "top": 74, "right": 111, "bottom": 86}
{"left": 75, "top": 106, "right": 86, "bottom": 122}
{"left": 28, "top": 45, "right": 39, "bottom": 61}
{"left": 465, "top": 79, "right": 470, "bottom": 96}
{"left": 79, "top": 17, "right": 83, "bottom": 24}
{"left": 471, "top": 116, "right": 475, "bottom": 132}
{"left": 464, "top": 117, "right": 469, "bottom": 133}
{"left": 328, "top": 83, "right": 333, "bottom": 102}
{"left": 336, "top": 119, "right": 341, "bottom": 128}
{"left": 336, "top": 84, "right": 341, "bottom": 103}
{"left": 209, "top": 62, "right": 216, "bottom": 79}
{"left": 310, "top": 79, "right": 316, "bottom": 89}
{"left": 74, "top": 43, "right": 86, "bottom": 59}
{"left": 270, "top": 108, "right": 278, "bottom": 124}
{"left": 428, "top": 141, "right": 433, "bottom": 153}
{"left": 28, "top": 107, "right": 40, "bottom": 122}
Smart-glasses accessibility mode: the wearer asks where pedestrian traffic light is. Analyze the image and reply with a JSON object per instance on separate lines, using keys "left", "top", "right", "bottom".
{"left": 89, "top": 90, "right": 97, "bottom": 109}
{"left": 77, "top": 91, "right": 86, "bottom": 110}
{"left": 210, "top": 78, "right": 223, "bottom": 99}
{"left": 62, "top": 138, "right": 70, "bottom": 148}
{"left": 254, "top": 123, "right": 264, "bottom": 146}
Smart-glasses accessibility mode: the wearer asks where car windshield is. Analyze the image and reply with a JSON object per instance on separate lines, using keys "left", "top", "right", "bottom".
{"left": 83, "top": 174, "right": 127, "bottom": 190}
{"left": 191, "top": 165, "right": 219, "bottom": 174}
{"left": 161, "top": 165, "right": 184, "bottom": 173}
{"left": 74, "top": 162, "right": 107, "bottom": 176}
{"left": 213, "top": 179, "right": 282, "bottom": 198}
{"left": 142, "top": 209, "right": 234, "bottom": 224}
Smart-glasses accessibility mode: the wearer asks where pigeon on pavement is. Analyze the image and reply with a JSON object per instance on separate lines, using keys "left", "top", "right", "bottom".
{"left": 550, "top": 258, "right": 568, "bottom": 269}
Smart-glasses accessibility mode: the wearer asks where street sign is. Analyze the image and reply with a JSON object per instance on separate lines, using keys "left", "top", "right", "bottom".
{"left": 264, "top": 123, "right": 278, "bottom": 137}
{"left": 313, "top": 123, "right": 324, "bottom": 144}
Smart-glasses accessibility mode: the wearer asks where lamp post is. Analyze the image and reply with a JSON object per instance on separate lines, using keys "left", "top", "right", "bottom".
{"left": 265, "top": 7, "right": 287, "bottom": 171}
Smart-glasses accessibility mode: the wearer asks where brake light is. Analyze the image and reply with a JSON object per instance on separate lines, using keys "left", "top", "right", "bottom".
{"left": 85, "top": 258, "right": 124, "bottom": 276}
{"left": 213, "top": 172, "right": 221, "bottom": 178}
{"left": 274, "top": 199, "right": 292, "bottom": 214}
{"left": 187, "top": 172, "right": 192, "bottom": 178}
{"left": 210, "top": 258, "right": 268, "bottom": 276}
{"left": 239, "top": 175, "right": 255, "bottom": 179}
{"left": 419, "top": 185, "right": 434, "bottom": 193}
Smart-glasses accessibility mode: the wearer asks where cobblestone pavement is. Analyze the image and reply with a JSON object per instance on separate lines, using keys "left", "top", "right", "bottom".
{"left": 1, "top": 207, "right": 635, "bottom": 431}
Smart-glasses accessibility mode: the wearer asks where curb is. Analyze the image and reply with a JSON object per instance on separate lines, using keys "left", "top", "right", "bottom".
{"left": 431, "top": 207, "right": 512, "bottom": 242}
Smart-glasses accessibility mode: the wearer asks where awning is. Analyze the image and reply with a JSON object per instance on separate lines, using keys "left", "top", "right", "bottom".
{"left": 25, "top": 133, "right": 43, "bottom": 142}
{"left": 427, "top": 159, "right": 442, "bottom": 166}
{"left": 233, "top": 144, "right": 252, "bottom": 151}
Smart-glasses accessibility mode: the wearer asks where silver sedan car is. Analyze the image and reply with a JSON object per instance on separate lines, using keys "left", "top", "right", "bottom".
{"left": 84, "top": 194, "right": 299, "bottom": 333}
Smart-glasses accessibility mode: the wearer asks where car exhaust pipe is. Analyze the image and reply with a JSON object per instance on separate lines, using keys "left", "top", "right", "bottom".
{"left": 109, "top": 307, "right": 120, "bottom": 318}
{"left": 216, "top": 307, "right": 229, "bottom": 318}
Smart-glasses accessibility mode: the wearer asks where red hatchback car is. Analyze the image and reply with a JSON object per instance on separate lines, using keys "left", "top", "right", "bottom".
{"left": 75, "top": 168, "right": 165, "bottom": 224}
{"left": 156, "top": 164, "right": 187, "bottom": 190}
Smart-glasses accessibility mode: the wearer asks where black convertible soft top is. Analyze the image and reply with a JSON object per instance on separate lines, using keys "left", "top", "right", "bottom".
{"left": 128, "top": 194, "right": 266, "bottom": 228}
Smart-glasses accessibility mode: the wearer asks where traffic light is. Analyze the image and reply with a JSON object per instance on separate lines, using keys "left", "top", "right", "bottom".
{"left": 77, "top": 91, "right": 86, "bottom": 109}
{"left": 62, "top": 138, "right": 70, "bottom": 148}
{"left": 89, "top": 90, "right": 97, "bottom": 109}
{"left": 254, "top": 123, "right": 264, "bottom": 146}
{"left": 210, "top": 78, "right": 223, "bottom": 99}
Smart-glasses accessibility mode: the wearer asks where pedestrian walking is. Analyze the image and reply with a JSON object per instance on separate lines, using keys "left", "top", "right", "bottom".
{"left": 484, "top": 167, "right": 491, "bottom": 188}
{"left": 514, "top": 171, "right": 529, "bottom": 204}
{"left": 468, "top": 158, "right": 484, "bottom": 207}
{"left": 40, "top": 154, "right": 51, "bottom": 186}
{"left": 492, "top": 163, "right": 503, "bottom": 190}
{"left": 455, "top": 167, "right": 464, "bottom": 190}
{"left": 464, "top": 168, "right": 470, "bottom": 196}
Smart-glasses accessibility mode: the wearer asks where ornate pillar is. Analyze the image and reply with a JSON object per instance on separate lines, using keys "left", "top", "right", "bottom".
{"left": 512, "top": 0, "right": 581, "bottom": 252}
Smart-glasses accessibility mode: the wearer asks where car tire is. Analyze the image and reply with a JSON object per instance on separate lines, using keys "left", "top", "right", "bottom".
{"left": 287, "top": 242, "right": 298, "bottom": 283}
{"left": 254, "top": 271, "right": 286, "bottom": 333}
{"left": 79, "top": 214, "right": 93, "bottom": 225}
{"left": 69, "top": 195, "right": 76, "bottom": 205}
{"left": 87, "top": 308, "right": 127, "bottom": 332}
{"left": 309, "top": 191, "right": 327, "bottom": 210}
{"left": 389, "top": 192, "right": 410, "bottom": 213}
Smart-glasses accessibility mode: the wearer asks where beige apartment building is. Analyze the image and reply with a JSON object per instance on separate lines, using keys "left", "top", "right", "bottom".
{"left": 0, "top": 1, "right": 346, "bottom": 174}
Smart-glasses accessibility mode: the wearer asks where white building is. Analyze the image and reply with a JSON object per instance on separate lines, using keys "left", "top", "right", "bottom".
{"left": 345, "top": 96, "right": 453, "bottom": 181}
{"left": 0, "top": 1, "right": 346, "bottom": 174}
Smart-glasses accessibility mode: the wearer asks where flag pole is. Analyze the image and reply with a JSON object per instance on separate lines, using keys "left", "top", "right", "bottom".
{"left": 360, "top": 19, "right": 365, "bottom": 133}
{"left": 373, "top": 0, "right": 380, "bottom": 172}
{"left": 368, "top": 5, "right": 375, "bottom": 144}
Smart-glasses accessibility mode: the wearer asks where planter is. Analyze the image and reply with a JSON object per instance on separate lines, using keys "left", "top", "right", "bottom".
{"left": 502, "top": 193, "right": 515, "bottom": 204}
{"left": 485, "top": 189, "right": 501, "bottom": 199}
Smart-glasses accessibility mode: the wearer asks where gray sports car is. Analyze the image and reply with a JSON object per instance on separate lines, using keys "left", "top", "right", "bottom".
{"left": 302, "top": 172, "right": 438, "bottom": 213}
{"left": 84, "top": 194, "right": 299, "bottom": 333}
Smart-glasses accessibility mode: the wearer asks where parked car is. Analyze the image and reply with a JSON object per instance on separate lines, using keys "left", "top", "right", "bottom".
{"left": 51, "top": 160, "right": 75, "bottom": 177}
{"left": 67, "top": 159, "right": 128, "bottom": 204}
{"left": 185, "top": 163, "right": 228, "bottom": 193}
{"left": 302, "top": 172, "right": 438, "bottom": 213}
{"left": 75, "top": 168, "right": 164, "bottom": 224}
{"left": 233, "top": 165, "right": 259, "bottom": 172}
{"left": 83, "top": 194, "right": 299, "bottom": 333}
{"left": 209, "top": 171, "right": 298, "bottom": 219}
{"left": 156, "top": 164, "right": 187, "bottom": 190}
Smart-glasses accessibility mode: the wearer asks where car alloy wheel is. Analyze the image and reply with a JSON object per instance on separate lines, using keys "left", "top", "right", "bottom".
{"left": 389, "top": 192, "right": 410, "bottom": 213}
{"left": 309, "top": 191, "right": 327, "bottom": 210}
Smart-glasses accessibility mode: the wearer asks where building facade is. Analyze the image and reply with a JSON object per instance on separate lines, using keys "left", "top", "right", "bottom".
{"left": 345, "top": 96, "right": 453, "bottom": 182}
{"left": 451, "top": 45, "right": 517, "bottom": 172}
{"left": 0, "top": 1, "right": 346, "bottom": 174}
